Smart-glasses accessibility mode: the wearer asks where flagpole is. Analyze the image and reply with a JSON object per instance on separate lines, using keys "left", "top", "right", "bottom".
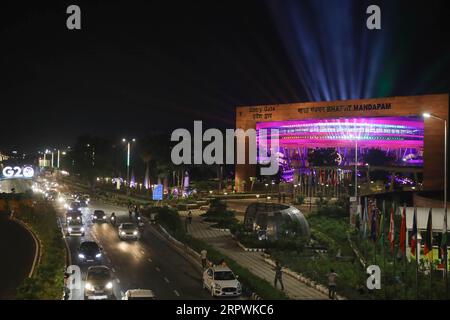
{"left": 446, "top": 207, "right": 448, "bottom": 299}
{"left": 429, "top": 208, "right": 433, "bottom": 300}
{"left": 391, "top": 202, "right": 396, "bottom": 299}
{"left": 382, "top": 200, "right": 387, "bottom": 299}
{"left": 414, "top": 207, "right": 419, "bottom": 300}
{"left": 403, "top": 203, "right": 408, "bottom": 299}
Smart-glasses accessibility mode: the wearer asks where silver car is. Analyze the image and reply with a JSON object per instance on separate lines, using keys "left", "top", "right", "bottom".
{"left": 67, "top": 220, "right": 85, "bottom": 236}
{"left": 118, "top": 223, "right": 140, "bottom": 240}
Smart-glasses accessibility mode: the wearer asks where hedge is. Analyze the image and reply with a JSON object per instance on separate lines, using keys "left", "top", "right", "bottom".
{"left": 15, "top": 201, "right": 66, "bottom": 299}
{"left": 183, "top": 235, "right": 288, "bottom": 300}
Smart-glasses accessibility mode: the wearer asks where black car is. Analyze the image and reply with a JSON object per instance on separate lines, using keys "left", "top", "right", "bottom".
{"left": 77, "top": 241, "right": 102, "bottom": 264}
{"left": 69, "top": 202, "right": 81, "bottom": 211}
{"left": 78, "top": 199, "right": 88, "bottom": 208}
{"left": 84, "top": 265, "right": 114, "bottom": 299}
{"left": 66, "top": 210, "right": 83, "bottom": 223}
{"left": 92, "top": 210, "right": 107, "bottom": 223}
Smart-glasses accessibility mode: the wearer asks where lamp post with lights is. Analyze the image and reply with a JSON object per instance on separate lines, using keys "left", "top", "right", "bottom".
{"left": 122, "top": 138, "right": 136, "bottom": 194}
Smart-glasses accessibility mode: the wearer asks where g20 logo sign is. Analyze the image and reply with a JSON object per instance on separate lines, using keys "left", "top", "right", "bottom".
{"left": 2, "top": 166, "right": 35, "bottom": 179}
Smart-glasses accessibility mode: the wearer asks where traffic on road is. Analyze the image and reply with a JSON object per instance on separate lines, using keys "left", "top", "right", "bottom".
{"left": 35, "top": 177, "right": 243, "bottom": 301}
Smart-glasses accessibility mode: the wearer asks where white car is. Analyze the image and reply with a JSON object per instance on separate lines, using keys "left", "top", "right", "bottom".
{"left": 66, "top": 220, "right": 85, "bottom": 236}
{"left": 118, "top": 223, "right": 140, "bottom": 240}
{"left": 122, "top": 289, "right": 156, "bottom": 300}
{"left": 202, "top": 266, "right": 242, "bottom": 297}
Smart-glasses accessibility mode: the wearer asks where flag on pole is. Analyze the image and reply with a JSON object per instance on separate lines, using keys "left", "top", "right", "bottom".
{"left": 378, "top": 200, "right": 385, "bottom": 245}
{"left": 388, "top": 203, "right": 395, "bottom": 253}
{"left": 371, "top": 206, "right": 378, "bottom": 242}
{"left": 423, "top": 208, "right": 433, "bottom": 261}
{"left": 362, "top": 197, "right": 369, "bottom": 238}
{"left": 399, "top": 205, "right": 407, "bottom": 255}
{"left": 410, "top": 207, "right": 418, "bottom": 257}
{"left": 440, "top": 210, "right": 447, "bottom": 266}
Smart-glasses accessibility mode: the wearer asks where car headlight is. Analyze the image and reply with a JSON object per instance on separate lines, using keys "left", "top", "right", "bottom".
{"left": 76, "top": 217, "right": 81, "bottom": 220}
{"left": 68, "top": 227, "right": 72, "bottom": 232}
{"left": 67, "top": 216, "right": 72, "bottom": 221}
{"left": 103, "top": 216, "right": 106, "bottom": 219}
{"left": 80, "top": 227, "right": 85, "bottom": 232}
{"left": 106, "top": 282, "right": 113, "bottom": 289}
{"left": 237, "top": 282, "right": 241, "bottom": 289}
{"left": 95, "top": 253, "right": 102, "bottom": 258}
{"left": 85, "top": 282, "right": 93, "bottom": 291}
{"left": 214, "top": 283, "right": 221, "bottom": 289}
{"left": 120, "top": 231, "right": 126, "bottom": 236}
{"left": 133, "top": 231, "right": 138, "bottom": 236}
{"left": 78, "top": 253, "right": 85, "bottom": 259}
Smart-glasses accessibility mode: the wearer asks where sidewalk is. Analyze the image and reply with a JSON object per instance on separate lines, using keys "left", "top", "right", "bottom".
{"left": 180, "top": 209, "right": 328, "bottom": 300}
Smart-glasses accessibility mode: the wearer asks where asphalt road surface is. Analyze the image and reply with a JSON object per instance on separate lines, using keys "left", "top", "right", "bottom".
{"left": 0, "top": 217, "right": 36, "bottom": 299}
{"left": 0, "top": 179, "right": 32, "bottom": 194}
{"left": 59, "top": 200, "right": 214, "bottom": 300}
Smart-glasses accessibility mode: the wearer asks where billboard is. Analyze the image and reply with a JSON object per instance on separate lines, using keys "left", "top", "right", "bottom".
{"left": 152, "top": 184, "right": 163, "bottom": 201}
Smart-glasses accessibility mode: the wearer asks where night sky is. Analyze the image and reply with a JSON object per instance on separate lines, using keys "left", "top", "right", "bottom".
{"left": 0, "top": 0, "right": 449, "bottom": 152}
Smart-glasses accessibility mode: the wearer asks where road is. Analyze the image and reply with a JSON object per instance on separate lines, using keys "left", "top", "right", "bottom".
{"left": 0, "top": 179, "right": 32, "bottom": 194}
{"left": 59, "top": 200, "right": 213, "bottom": 300}
{"left": 0, "top": 217, "right": 36, "bottom": 299}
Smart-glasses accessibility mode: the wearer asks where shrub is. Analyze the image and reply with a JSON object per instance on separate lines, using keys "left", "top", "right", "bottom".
{"left": 294, "top": 195, "right": 305, "bottom": 205}
{"left": 154, "top": 206, "right": 186, "bottom": 239}
{"left": 15, "top": 201, "right": 65, "bottom": 299}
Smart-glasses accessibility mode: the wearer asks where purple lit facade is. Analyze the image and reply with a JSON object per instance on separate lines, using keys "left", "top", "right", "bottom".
{"left": 256, "top": 116, "right": 424, "bottom": 182}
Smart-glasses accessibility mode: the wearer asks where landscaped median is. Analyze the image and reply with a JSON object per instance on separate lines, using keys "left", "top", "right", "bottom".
{"left": 145, "top": 206, "right": 288, "bottom": 300}
{"left": 14, "top": 199, "right": 66, "bottom": 299}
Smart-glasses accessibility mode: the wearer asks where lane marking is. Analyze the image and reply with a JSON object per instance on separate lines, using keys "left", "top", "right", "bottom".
{"left": 140, "top": 250, "right": 145, "bottom": 255}
{"left": 112, "top": 268, "right": 116, "bottom": 273}
{"left": 116, "top": 278, "right": 121, "bottom": 284}
{"left": 164, "top": 277, "right": 170, "bottom": 284}
{"left": 174, "top": 290, "right": 180, "bottom": 297}
{"left": 107, "top": 257, "right": 112, "bottom": 264}
{"left": 147, "top": 258, "right": 152, "bottom": 263}
{"left": 155, "top": 267, "right": 160, "bottom": 272}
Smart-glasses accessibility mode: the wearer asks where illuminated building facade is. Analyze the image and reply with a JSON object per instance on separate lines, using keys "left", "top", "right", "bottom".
{"left": 235, "top": 94, "right": 448, "bottom": 193}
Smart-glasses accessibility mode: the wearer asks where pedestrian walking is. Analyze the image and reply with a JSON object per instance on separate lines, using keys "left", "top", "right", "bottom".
{"left": 273, "top": 261, "right": 284, "bottom": 290}
{"left": 327, "top": 269, "right": 338, "bottom": 299}
{"left": 200, "top": 249, "right": 208, "bottom": 269}
{"left": 187, "top": 210, "right": 193, "bottom": 225}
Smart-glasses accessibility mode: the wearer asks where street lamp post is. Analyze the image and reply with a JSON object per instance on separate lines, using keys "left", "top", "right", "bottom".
{"left": 122, "top": 138, "right": 136, "bottom": 194}
{"left": 355, "top": 139, "right": 358, "bottom": 198}
{"left": 423, "top": 112, "right": 447, "bottom": 297}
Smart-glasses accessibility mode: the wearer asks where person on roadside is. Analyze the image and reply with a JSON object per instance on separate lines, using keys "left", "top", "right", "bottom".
{"left": 187, "top": 210, "right": 193, "bottom": 225}
{"left": 327, "top": 269, "right": 338, "bottom": 300}
{"left": 110, "top": 212, "right": 116, "bottom": 226}
{"left": 273, "top": 261, "right": 284, "bottom": 290}
{"left": 200, "top": 249, "right": 208, "bottom": 269}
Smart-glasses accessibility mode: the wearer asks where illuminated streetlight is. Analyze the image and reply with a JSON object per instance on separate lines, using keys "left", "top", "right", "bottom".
{"left": 122, "top": 138, "right": 136, "bottom": 194}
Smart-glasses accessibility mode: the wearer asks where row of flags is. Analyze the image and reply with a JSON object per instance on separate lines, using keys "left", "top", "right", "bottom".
{"left": 360, "top": 200, "right": 448, "bottom": 266}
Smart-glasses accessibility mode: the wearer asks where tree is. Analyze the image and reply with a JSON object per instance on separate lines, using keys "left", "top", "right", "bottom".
{"left": 308, "top": 148, "right": 339, "bottom": 166}
{"left": 67, "top": 135, "right": 115, "bottom": 188}
{"left": 363, "top": 149, "right": 394, "bottom": 166}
